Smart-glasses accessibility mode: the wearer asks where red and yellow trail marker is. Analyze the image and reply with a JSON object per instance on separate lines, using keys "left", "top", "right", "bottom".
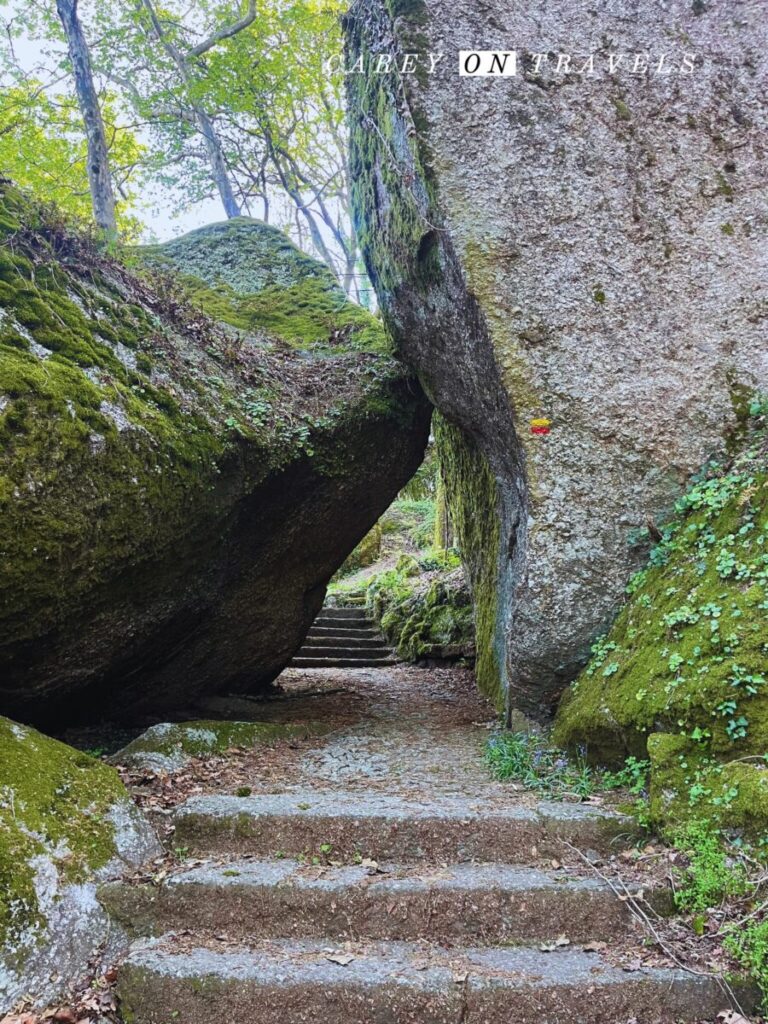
{"left": 530, "top": 417, "right": 551, "bottom": 436}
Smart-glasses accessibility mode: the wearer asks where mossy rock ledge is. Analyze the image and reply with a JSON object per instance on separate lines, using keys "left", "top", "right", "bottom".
{"left": 553, "top": 423, "right": 768, "bottom": 833}
{"left": 0, "top": 186, "right": 431, "bottom": 726}
{"left": 112, "top": 718, "right": 332, "bottom": 774}
{"left": 345, "top": 0, "right": 767, "bottom": 714}
{"left": 0, "top": 716, "right": 160, "bottom": 1010}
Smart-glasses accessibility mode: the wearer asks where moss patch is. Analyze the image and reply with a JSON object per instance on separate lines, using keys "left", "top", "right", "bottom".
{"left": 115, "top": 719, "right": 330, "bottom": 762}
{"left": 0, "top": 716, "right": 127, "bottom": 956}
{"left": 139, "top": 218, "right": 390, "bottom": 353}
{"left": 553, "top": 412, "right": 768, "bottom": 830}
{"left": 434, "top": 414, "right": 503, "bottom": 703}
{"left": 366, "top": 550, "right": 474, "bottom": 661}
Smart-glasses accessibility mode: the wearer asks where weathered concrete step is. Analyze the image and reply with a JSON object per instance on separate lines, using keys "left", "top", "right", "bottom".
{"left": 296, "top": 645, "right": 392, "bottom": 659}
{"left": 308, "top": 625, "right": 380, "bottom": 639}
{"left": 172, "top": 790, "right": 638, "bottom": 861}
{"left": 315, "top": 610, "right": 372, "bottom": 622}
{"left": 317, "top": 607, "right": 369, "bottom": 620}
{"left": 304, "top": 635, "right": 386, "bottom": 649}
{"left": 117, "top": 938, "right": 757, "bottom": 1024}
{"left": 101, "top": 859, "right": 669, "bottom": 945}
{"left": 292, "top": 656, "right": 397, "bottom": 668}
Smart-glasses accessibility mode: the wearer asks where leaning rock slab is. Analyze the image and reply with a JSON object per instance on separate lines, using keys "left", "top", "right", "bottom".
{"left": 345, "top": 0, "right": 768, "bottom": 714}
{"left": 0, "top": 186, "right": 430, "bottom": 725}
{"left": 0, "top": 716, "right": 160, "bottom": 1011}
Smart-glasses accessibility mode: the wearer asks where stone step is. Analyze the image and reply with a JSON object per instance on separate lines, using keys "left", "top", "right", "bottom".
{"left": 101, "top": 859, "right": 670, "bottom": 946}
{"left": 313, "top": 618, "right": 375, "bottom": 632}
{"left": 291, "top": 656, "right": 398, "bottom": 668}
{"left": 308, "top": 625, "right": 380, "bottom": 639}
{"left": 296, "top": 645, "right": 393, "bottom": 659}
{"left": 303, "top": 634, "right": 386, "bottom": 650}
{"left": 171, "top": 790, "right": 639, "bottom": 861}
{"left": 117, "top": 937, "right": 757, "bottom": 1024}
{"left": 317, "top": 607, "right": 369, "bottom": 620}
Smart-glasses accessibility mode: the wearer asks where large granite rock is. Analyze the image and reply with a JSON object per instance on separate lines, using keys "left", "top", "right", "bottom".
{"left": 0, "top": 186, "right": 430, "bottom": 726}
{"left": 0, "top": 717, "right": 160, "bottom": 1011}
{"left": 345, "top": 0, "right": 768, "bottom": 716}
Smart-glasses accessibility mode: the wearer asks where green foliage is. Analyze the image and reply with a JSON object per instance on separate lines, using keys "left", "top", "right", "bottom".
{"left": 366, "top": 550, "right": 473, "bottom": 661}
{"left": 336, "top": 524, "right": 382, "bottom": 578}
{"left": 725, "top": 919, "right": 768, "bottom": 1010}
{"left": 602, "top": 755, "right": 651, "bottom": 796}
{"left": 487, "top": 733, "right": 651, "bottom": 808}
{"left": 486, "top": 732, "right": 598, "bottom": 799}
{"left": 0, "top": 82, "right": 144, "bottom": 238}
{"left": 671, "top": 819, "right": 749, "bottom": 912}
{"left": 554, "top": 405, "right": 768, "bottom": 830}
{"left": 380, "top": 498, "right": 436, "bottom": 549}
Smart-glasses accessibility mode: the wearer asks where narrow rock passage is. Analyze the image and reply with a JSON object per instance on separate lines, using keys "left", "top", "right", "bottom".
{"left": 110, "top": 667, "right": 757, "bottom": 1022}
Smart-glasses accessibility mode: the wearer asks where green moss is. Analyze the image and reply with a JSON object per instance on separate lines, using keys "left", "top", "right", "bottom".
{"left": 0, "top": 716, "right": 126, "bottom": 954}
{"left": 116, "top": 719, "right": 328, "bottom": 760}
{"left": 139, "top": 219, "right": 390, "bottom": 354}
{"left": 367, "top": 549, "right": 474, "bottom": 661}
{"left": 554, "top": 414, "right": 768, "bottom": 829}
{"left": 0, "top": 184, "right": 419, "bottom": 664}
{"left": 336, "top": 523, "right": 382, "bottom": 577}
{"left": 345, "top": 12, "right": 438, "bottom": 303}
{"left": 434, "top": 414, "right": 503, "bottom": 704}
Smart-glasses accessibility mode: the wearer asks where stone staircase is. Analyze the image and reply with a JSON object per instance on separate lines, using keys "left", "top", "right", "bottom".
{"left": 290, "top": 605, "right": 397, "bottom": 669}
{"left": 107, "top": 790, "right": 756, "bottom": 1022}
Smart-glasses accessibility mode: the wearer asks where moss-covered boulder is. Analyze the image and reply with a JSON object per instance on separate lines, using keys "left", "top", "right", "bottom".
{"left": 140, "top": 217, "right": 388, "bottom": 352}
{"left": 112, "top": 719, "right": 331, "bottom": 774}
{"left": 0, "top": 185, "right": 430, "bottom": 726}
{"left": 345, "top": 0, "right": 767, "bottom": 715}
{"left": 553, "top": 419, "right": 768, "bottom": 831}
{"left": 0, "top": 716, "right": 160, "bottom": 1010}
{"left": 367, "top": 553, "right": 474, "bottom": 661}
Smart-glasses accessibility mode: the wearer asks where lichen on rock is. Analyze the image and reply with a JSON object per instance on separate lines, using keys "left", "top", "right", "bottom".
{"left": 553, "top": 413, "right": 768, "bottom": 831}
{"left": 0, "top": 716, "right": 159, "bottom": 1010}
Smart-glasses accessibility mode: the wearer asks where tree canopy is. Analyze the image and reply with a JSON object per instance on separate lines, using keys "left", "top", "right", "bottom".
{"left": 0, "top": 0, "right": 361, "bottom": 293}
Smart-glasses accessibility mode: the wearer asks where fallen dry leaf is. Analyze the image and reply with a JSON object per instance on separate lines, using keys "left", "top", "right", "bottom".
{"left": 582, "top": 941, "right": 607, "bottom": 953}
{"left": 325, "top": 953, "right": 355, "bottom": 966}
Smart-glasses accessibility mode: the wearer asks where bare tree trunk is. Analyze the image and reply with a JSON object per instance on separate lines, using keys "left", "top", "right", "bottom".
{"left": 196, "top": 107, "right": 241, "bottom": 218}
{"left": 140, "top": 0, "right": 243, "bottom": 219}
{"left": 56, "top": 0, "right": 117, "bottom": 235}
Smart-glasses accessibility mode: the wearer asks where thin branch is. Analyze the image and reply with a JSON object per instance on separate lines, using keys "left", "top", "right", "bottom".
{"left": 185, "top": 0, "right": 256, "bottom": 59}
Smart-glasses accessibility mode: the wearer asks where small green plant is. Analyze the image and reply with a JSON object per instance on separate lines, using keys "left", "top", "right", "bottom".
{"left": 173, "top": 845, "right": 190, "bottom": 862}
{"left": 235, "top": 786, "right": 252, "bottom": 797}
{"left": 83, "top": 746, "right": 107, "bottom": 759}
{"left": 725, "top": 918, "right": 768, "bottom": 1010}
{"left": 602, "top": 756, "right": 650, "bottom": 796}
{"left": 485, "top": 732, "right": 596, "bottom": 799}
{"left": 670, "top": 819, "right": 749, "bottom": 912}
